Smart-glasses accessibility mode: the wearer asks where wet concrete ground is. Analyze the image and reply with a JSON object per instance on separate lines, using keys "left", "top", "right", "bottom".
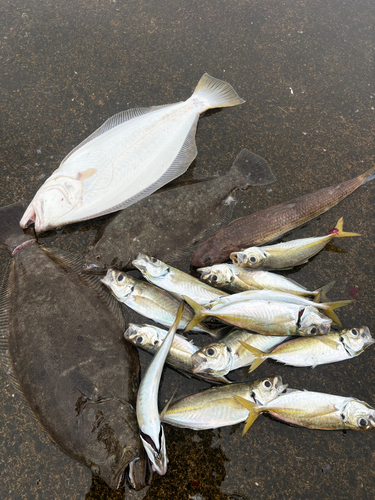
{"left": 0, "top": 0, "right": 375, "bottom": 498}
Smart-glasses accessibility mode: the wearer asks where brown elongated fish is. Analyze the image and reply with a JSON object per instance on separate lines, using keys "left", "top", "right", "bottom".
{"left": 0, "top": 202, "right": 146, "bottom": 491}
{"left": 191, "top": 165, "right": 375, "bottom": 267}
{"left": 83, "top": 149, "right": 276, "bottom": 274}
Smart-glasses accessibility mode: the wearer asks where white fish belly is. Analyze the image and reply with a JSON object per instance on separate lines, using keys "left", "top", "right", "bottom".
{"left": 50, "top": 101, "right": 200, "bottom": 223}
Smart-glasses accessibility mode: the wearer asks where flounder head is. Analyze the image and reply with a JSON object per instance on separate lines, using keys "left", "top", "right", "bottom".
{"left": 20, "top": 176, "right": 84, "bottom": 232}
{"left": 79, "top": 398, "right": 146, "bottom": 490}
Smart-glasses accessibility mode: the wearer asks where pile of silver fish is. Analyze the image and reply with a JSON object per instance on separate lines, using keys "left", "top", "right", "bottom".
{"left": 1, "top": 73, "right": 375, "bottom": 490}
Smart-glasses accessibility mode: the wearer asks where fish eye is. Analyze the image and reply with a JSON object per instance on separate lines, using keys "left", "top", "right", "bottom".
{"left": 95, "top": 254, "right": 101, "bottom": 260}
{"left": 117, "top": 274, "right": 124, "bottom": 282}
{"left": 154, "top": 340, "right": 159, "bottom": 345}
{"left": 263, "top": 379, "right": 272, "bottom": 388}
{"left": 310, "top": 327, "right": 317, "bottom": 334}
{"left": 151, "top": 257, "right": 158, "bottom": 263}
{"left": 206, "top": 348, "right": 216, "bottom": 356}
{"left": 212, "top": 275, "right": 218, "bottom": 282}
{"left": 250, "top": 256, "right": 257, "bottom": 263}
{"left": 136, "top": 336, "right": 143, "bottom": 344}
{"left": 110, "top": 454, "right": 119, "bottom": 465}
{"left": 358, "top": 418, "right": 368, "bottom": 428}
{"left": 351, "top": 328, "right": 358, "bottom": 336}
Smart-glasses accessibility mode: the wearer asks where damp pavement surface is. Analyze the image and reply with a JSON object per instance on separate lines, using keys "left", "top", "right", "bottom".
{"left": 1, "top": 0, "right": 375, "bottom": 498}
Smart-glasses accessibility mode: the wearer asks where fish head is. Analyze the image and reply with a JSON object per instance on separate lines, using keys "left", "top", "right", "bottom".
{"left": 230, "top": 247, "right": 266, "bottom": 268}
{"left": 81, "top": 398, "right": 146, "bottom": 490}
{"left": 250, "top": 376, "right": 288, "bottom": 405}
{"left": 125, "top": 324, "right": 164, "bottom": 349}
{"left": 132, "top": 254, "right": 169, "bottom": 279}
{"left": 101, "top": 269, "right": 135, "bottom": 301}
{"left": 298, "top": 308, "right": 332, "bottom": 336}
{"left": 20, "top": 176, "right": 84, "bottom": 232}
{"left": 83, "top": 235, "right": 132, "bottom": 274}
{"left": 140, "top": 425, "right": 168, "bottom": 475}
{"left": 341, "top": 326, "right": 375, "bottom": 354}
{"left": 191, "top": 343, "right": 233, "bottom": 376}
{"left": 198, "top": 264, "right": 234, "bottom": 287}
{"left": 342, "top": 399, "right": 375, "bottom": 431}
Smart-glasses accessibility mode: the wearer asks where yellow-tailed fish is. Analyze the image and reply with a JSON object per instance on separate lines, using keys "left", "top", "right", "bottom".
{"left": 162, "top": 376, "right": 287, "bottom": 430}
{"left": 101, "top": 269, "right": 219, "bottom": 337}
{"left": 204, "top": 289, "right": 351, "bottom": 327}
{"left": 20, "top": 74, "right": 244, "bottom": 232}
{"left": 235, "top": 389, "right": 375, "bottom": 434}
{"left": 132, "top": 254, "right": 228, "bottom": 304}
{"left": 191, "top": 329, "right": 287, "bottom": 378}
{"left": 184, "top": 295, "right": 332, "bottom": 336}
{"left": 231, "top": 217, "right": 360, "bottom": 270}
{"left": 198, "top": 263, "right": 335, "bottom": 300}
{"left": 124, "top": 323, "right": 229, "bottom": 384}
{"left": 241, "top": 326, "right": 374, "bottom": 373}
{"left": 136, "top": 303, "right": 184, "bottom": 475}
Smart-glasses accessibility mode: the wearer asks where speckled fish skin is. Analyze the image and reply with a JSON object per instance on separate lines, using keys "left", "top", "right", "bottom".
{"left": 240, "top": 389, "right": 375, "bottom": 431}
{"left": 162, "top": 376, "right": 287, "bottom": 430}
{"left": 82, "top": 148, "right": 276, "bottom": 274}
{"left": 184, "top": 295, "right": 332, "bottom": 337}
{"left": 191, "top": 165, "right": 375, "bottom": 267}
{"left": 191, "top": 329, "right": 288, "bottom": 377}
{"left": 0, "top": 202, "right": 146, "bottom": 491}
{"left": 132, "top": 254, "right": 228, "bottom": 304}
{"left": 124, "top": 323, "right": 229, "bottom": 384}
{"left": 230, "top": 217, "right": 360, "bottom": 270}
{"left": 20, "top": 73, "right": 245, "bottom": 232}
{"left": 244, "top": 327, "right": 374, "bottom": 372}
{"left": 101, "top": 269, "right": 218, "bottom": 336}
{"left": 198, "top": 263, "right": 333, "bottom": 297}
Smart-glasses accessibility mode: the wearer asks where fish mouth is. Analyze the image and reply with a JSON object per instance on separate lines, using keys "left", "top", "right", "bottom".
{"left": 230, "top": 252, "right": 246, "bottom": 265}
{"left": 82, "top": 261, "right": 108, "bottom": 274}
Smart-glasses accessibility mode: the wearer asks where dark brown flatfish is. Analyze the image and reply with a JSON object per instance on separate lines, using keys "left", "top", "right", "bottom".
{"left": 83, "top": 149, "right": 276, "bottom": 274}
{"left": 191, "top": 166, "right": 375, "bottom": 267}
{"left": 0, "top": 202, "right": 146, "bottom": 491}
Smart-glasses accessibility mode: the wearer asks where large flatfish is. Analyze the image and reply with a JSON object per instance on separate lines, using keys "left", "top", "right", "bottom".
{"left": 0, "top": 202, "right": 146, "bottom": 491}
{"left": 191, "top": 165, "right": 375, "bottom": 267}
{"left": 83, "top": 149, "right": 276, "bottom": 273}
{"left": 20, "top": 73, "right": 244, "bottom": 232}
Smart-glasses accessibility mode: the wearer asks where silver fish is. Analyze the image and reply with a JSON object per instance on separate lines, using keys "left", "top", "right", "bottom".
{"left": 162, "top": 376, "right": 287, "bottom": 430}
{"left": 184, "top": 295, "right": 332, "bottom": 337}
{"left": 242, "top": 326, "right": 374, "bottom": 372}
{"left": 101, "top": 269, "right": 218, "bottom": 336}
{"left": 236, "top": 389, "right": 375, "bottom": 433}
{"left": 198, "top": 263, "right": 335, "bottom": 299}
{"left": 136, "top": 303, "right": 184, "bottom": 475}
{"left": 231, "top": 217, "right": 360, "bottom": 270}
{"left": 124, "top": 323, "right": 229, "bottom": 384}
{"left": 21, "top": 73, "right": 244, "bottom": 232}
{"left": 191, "top": 330, "right": 288, "bottom": 377}
{"left": 132, "top": 254, "right": 228, "bottom": 304}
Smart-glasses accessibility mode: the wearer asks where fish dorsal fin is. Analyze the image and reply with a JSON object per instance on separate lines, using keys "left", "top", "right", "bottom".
{"left": 0, "top": 261, "right": 18, "bottom": 386}
{"left": 43, "top": 247, "right": 126, "bottom": 330}
{"left": 92, "top": 115, "right": 200, "bottom": 218}
{"left": 160, "top": 388, "right": 177, "bottom": 420}
{"left": 62, "top": 104, "right": 173, "bottom": 164}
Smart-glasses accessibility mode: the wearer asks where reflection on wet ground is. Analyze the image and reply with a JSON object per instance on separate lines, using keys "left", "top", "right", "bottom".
{"left": 1, "top": 0, "right": 375, "bottom": 498}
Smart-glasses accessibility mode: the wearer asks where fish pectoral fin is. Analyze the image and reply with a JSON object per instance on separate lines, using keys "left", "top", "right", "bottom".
{"left": 212, "top": 397, "right": 245, "bottom": 410}
{"left": 160, "top": 388, "right": 178, "bottom": 420}
{"left": 316, "top": 336, "right": 340, "bottom": 350}
{"left": 234, "top": 395, "right": 261, "bottom": 435}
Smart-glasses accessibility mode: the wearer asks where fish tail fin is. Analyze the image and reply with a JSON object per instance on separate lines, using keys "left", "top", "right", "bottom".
{"left": 234, "top": 395, "right": 261, "bottom": 435}
{"left": 323, "top": 300, "right": 353, "bottom": 327}
{"left": 192, "top": 73, "right": 245, "bottom": 111}
{"left": 330, "top": 217, "right": 361, "bottom": 238}
{"left": 361, "top": 165, "right": 375, "bottom": 184}
{"left": 313, "top": 280, "right": 336, "bottom": 302}
{"left": 183, "top": 295, "right": 207, "bottom": 331}
{"left": 0, "top": 201, "right": 35, "bottom": 255}
{"left": 226, "top": 149, "right": 277, "bottom": 188}
{"left": 238, "top": 341, "right": 267, "bottom": 373}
